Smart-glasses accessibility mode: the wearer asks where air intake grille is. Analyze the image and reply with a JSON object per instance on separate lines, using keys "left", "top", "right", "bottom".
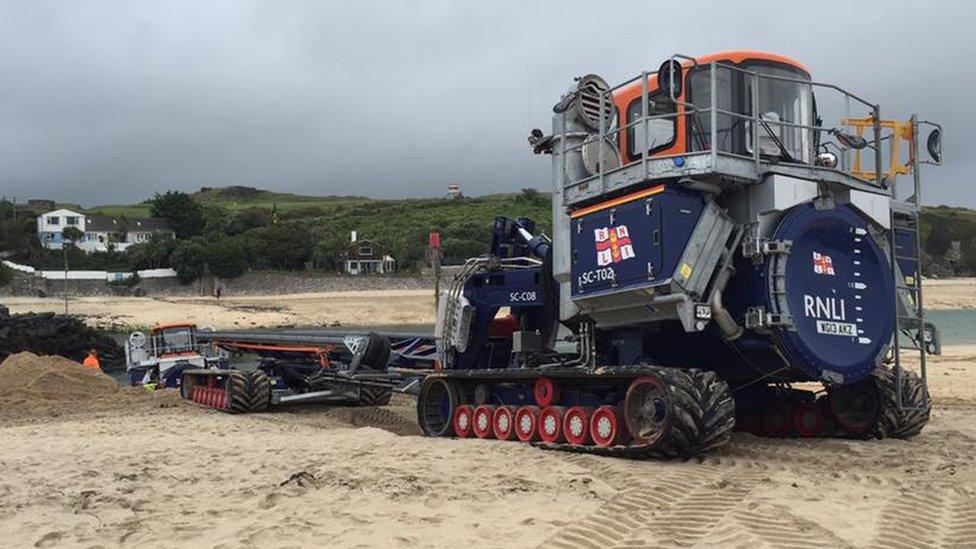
{"left": 576, "top": 74, "right": 614, "bottom": 131}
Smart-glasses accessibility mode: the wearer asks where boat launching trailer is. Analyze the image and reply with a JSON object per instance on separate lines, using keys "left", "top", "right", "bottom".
{"left": 179, "top": 329, "right": 438, "bottom": 413}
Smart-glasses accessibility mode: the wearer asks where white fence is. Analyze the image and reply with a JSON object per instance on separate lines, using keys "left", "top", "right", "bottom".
{"left": 2, "top": 260, "right": 176, "bottom": 281}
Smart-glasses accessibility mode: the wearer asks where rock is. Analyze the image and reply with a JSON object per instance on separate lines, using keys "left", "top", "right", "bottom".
{"left": 0, "top": 313, "right": 124, "bottom": 372}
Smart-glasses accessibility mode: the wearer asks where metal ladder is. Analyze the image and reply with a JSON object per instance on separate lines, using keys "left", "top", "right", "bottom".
{"left": 887, "top": 115, "right": 928, "bottom": 411}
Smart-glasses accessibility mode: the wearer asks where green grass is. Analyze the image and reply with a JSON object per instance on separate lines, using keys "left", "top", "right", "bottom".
{"left": 79, "top": 185, "right": 976, "bottom": 274}
{"left": 85, "top": 204, "right": 154, "bottom": 217}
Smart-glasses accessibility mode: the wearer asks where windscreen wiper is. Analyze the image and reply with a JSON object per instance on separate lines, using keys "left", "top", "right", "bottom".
{"left": 758, "top": 117, "right": 795, "bottom": 163}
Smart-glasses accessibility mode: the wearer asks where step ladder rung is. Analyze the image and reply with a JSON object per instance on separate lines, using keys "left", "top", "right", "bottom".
{"left": 895, "top": 285, "right": 918, "bottom": 291}
{"left": 894, "top": 255, "right": 919, "bottom": 261}
{"left": 895, "top": 344, "right": 925, "bottom": 351}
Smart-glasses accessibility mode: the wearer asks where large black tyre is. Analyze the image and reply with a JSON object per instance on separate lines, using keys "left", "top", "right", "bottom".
{"left": 874, "top": 365, "right": 930, "bottom": 439}
{"left": 225, "top": 370, "right": 272, "bottom": 414}
{"left": 245, "top": 370, "right": 272, "bottom": 412}
{"left": 649, "top": 368, "right": 736, "bottom": 459}
{"left": 360, "top": 333, "right": 391, "bottom": 370}
{"left": 358, "top": 385, "right": 393, "bottom": 406}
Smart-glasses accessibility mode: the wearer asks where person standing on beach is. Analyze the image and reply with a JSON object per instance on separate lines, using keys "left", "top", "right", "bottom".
{"left": 82, "top": 349, "right": 101, "bottom": 371}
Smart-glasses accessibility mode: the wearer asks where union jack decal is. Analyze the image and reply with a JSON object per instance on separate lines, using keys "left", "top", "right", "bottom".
{"left": 812, "top": 251, "right": 835, "bottom": 276}
{"left": 595, "top": 225, "right": 635, "bottom": 267}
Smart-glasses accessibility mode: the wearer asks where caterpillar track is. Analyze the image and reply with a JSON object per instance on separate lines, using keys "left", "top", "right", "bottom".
{"left": 417, "top": 363, "right": 929, "bottom": 458}
{"left": 417, "top": 365, "right": 737, "bottom": 459}
{"left": 734, "top": 364, "right": 931, "bottom": 441}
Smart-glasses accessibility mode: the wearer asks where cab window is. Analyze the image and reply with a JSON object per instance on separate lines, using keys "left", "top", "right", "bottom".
{"left": 626, "top": 91, "right": 676, "bottom": 160}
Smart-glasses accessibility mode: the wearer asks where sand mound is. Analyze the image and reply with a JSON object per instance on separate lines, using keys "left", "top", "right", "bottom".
{"left": 0, "top": 351, "right": 118, "bottom": 404}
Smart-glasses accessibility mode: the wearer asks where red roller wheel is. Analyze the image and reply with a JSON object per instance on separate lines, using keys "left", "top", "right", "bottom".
{"left": 216, "top": 389, "right": 228, "bottom": 410}
{"left": 191, "top": 386, "right": 201, "bottom": 403}
{"left": 793, "top": 401, "right": 824, "bottom": 437}
{"left": 538, "top": 406, "right": 566, "bottom": 443}
{"left": 472, "top": 405, "right": 496, "bottom": 439}
{"left": 736, "top": 410, "right": 763, "bottom": 435}
{"left": 762, "top": 407, "right": 793, "bottom": 437}
{"left": 493, "top": 406, "right": 517, "bottom": 440}
{"left": 514, "top": 406, "right": 540, "bottom": 442}
{"left": 563, "top": 406, "right": 593, "bottom": 446}
{"left": 453, "top": 404, "right": 473, "bottom": 438}
{"left": 590, "top": 406, "right": 630, "bottom": 447}
{"left": 533, "top": 377, "right": 560, "bottom": 407}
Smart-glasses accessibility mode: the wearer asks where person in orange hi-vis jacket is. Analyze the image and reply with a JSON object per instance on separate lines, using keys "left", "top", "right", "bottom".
{"left": 82, "top": 349, "right": 101, "bottom": 370}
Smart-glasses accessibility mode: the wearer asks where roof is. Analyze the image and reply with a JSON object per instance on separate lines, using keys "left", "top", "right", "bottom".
{"left": 691, "top": 50, "right": 810, "bottom": 74}
{"left": 152, "top": 322, "right": 197, "bottom": 332}
{"left": 85, "top": 215, "right": 170, "bottom": 232}
{"left": 342, "top": 238, "right": 395, "bottom": 260}
{"left": 40, "top": 208, "right": 83, "bottom": 218}
{"left": 615, "top": 50, "right": 811, "bottom": 101}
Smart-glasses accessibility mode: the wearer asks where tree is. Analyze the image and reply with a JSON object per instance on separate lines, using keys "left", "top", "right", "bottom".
{"left": 227, "top": 207, "right": 270, "bottom": 235}
{"left": 312, "top": 234, "right": 348, "bottom": 271}
{"left": 149, "top": 191, "right": 206, "bottom": 238}
{"left": 61, "top": 226, "right": 84, "bottom": 247}
{"left": 248, "top": 223, "right": 312, "bottom": 270}
{"left": 127, "top": 232, "right": 176, "bottom": 270}
{"left": 206, "top": 238, "right": 247, "bottom": 279}
{"left": 0, "top": 263, "right": 12, "bottom": 287}
{"left": 201, "top": 203, "right": 232, "bottom": 238}
{"left": 926, "top": 220, "right": 952, "bottom": 258}
{"left": 170, "top": 239, "right": 207, "bottom": 284}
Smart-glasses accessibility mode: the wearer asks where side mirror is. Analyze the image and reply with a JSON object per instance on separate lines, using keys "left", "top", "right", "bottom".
{"left": 926, "top": 128, "right": 942, "bottom": 163}
{"left": 657, "top": 59, "right": 683, "bottom": 100}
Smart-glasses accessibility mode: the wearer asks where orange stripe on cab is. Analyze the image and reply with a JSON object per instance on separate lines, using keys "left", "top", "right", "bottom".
{"left": 570, "top": 185, "right": 665, "bottom": 219}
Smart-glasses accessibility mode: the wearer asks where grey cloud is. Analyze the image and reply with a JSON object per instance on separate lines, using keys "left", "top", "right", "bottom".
{"left": 0, "top": 0, "right": 973, "bottom": 206}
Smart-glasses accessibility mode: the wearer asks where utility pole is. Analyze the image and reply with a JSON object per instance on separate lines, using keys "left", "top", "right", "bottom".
{"left": 428, "top": 232, "right": 442, "bottom": 311}
{"left": 63, "top": 240, "right": 68, "bottom": 315}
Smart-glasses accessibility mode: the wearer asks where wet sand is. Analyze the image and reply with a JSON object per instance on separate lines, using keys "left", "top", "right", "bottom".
{"left": 4, "top": 278, "right": 973, "bottom": 333}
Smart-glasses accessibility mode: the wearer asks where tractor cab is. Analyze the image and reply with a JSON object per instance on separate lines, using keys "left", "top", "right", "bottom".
{"left": 151, "top": 322, "right": 199, "bottom": 357}
{"left": 125, "top": 322, "right": 226, "bottom": 388}
{"left": 616, "top": 51, "right": 815, "bottom": 165}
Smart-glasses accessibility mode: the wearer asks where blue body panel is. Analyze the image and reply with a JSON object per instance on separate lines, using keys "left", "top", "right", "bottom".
{"left": 570, "top": 187, "right": 704, "bottom": 298}
{"left": 644, "top": 203, "right": 894, "bottom": 385}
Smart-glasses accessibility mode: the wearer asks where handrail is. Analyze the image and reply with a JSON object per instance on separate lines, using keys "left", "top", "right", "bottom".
{"left": 560, "top": 56, "right": 890, "bottom": 193}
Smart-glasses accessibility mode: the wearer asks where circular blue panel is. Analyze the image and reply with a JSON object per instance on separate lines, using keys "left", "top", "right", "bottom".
{"left": 767, "top": 204, "right": 893, "bottom": 385}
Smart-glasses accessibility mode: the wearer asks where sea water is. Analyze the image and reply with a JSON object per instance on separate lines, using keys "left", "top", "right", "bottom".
{"left": 925, "top": 309, "right": 976, "bottom": 346}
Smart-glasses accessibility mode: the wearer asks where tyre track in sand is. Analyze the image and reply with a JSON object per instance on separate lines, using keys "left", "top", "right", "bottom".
{"left": 943, "top": 487, "right": 976, "bottom": 548}
{"left": 538, "top": 466, "right": 763, "bottom": 549}
{"left": 870, "top": 488, "right": 949, "bottom": 548}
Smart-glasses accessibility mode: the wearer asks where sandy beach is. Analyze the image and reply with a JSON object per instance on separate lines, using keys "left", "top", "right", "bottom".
{"left": 2, "top": 290, "right": 437, "bottom": 331}
{"left": 0, "top": 346, "right": 973, "bottom": 548}
{"left": 3, "top": 277, "right": 974, "bottom": 332}
{"left": 1, "top": 282, "right": 974, "bottom": 548}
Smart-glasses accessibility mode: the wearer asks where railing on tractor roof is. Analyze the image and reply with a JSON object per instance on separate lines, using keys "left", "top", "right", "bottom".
{"left": 556, "top": 54, "right": 923, "bottom": 207}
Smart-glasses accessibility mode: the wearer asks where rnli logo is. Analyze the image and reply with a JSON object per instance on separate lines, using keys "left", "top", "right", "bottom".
{"left": 812, "top": 251, "right": 835, "bottom": 276}
{"left": 595, "top": 225, "right": 635, "bottom": 267}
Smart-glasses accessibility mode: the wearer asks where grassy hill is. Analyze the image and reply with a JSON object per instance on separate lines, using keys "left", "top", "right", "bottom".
{"left": 87, "top": 187, "right": 374, "bottom": 218}
{"left": 73, "top": 186, "right": 976, "bottom": 275}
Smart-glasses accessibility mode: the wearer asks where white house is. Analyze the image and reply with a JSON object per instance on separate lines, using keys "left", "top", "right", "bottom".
{"left": 37, "top": 209, "right": 173, "bottom": 253}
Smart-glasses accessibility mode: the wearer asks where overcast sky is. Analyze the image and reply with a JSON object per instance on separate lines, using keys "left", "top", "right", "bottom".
{"left": 1, "top": 1, "right": 974, "bottom": 207}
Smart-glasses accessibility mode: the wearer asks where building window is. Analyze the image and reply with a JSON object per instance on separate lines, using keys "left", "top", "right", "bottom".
{"left": 47, "top": 216, "right": 60, "bottom": 225}
{"left": 66, "top": 216, "right": 79, "bottom": 226}
{"left": 359, "top": 244, "right": 373, "bottom": 256}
